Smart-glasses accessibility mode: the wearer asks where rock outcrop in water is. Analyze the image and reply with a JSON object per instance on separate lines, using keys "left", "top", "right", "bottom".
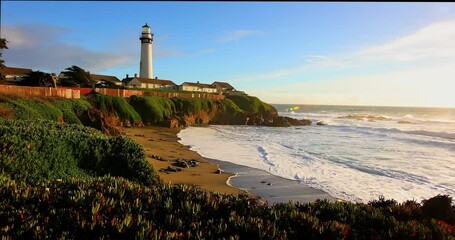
{"left": 260, "top": 116, "right": 312, "bottom": 127}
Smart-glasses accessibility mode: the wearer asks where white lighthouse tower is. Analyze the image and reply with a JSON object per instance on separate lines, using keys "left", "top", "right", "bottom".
{"left": 139, "top": 23, "right": 153, "bottom": 79}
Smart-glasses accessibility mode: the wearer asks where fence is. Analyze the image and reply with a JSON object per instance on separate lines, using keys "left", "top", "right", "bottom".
{"left": 96, "top": 88, "right": 145, "bottom": 98}
{"left": 0, "top": 85, "right": 80, "bottom": 99}
{"left": 0, "top": 85, "right": 225, "bottom": 100}
{"left": 58, "top": 87, "right": 225, "bottom": 100}
{"left": 144, "top": 91, "right": 225, "bottom": 100}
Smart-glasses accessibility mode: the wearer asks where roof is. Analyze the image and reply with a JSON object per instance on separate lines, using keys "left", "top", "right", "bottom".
{"left": 90, "top": 74, "right": 121, "bottom": 83}
{"left": 212, "top": 81, "right": 235, "bottom": 90}
{"left": 126, "top": 77, "right": 176, "bottom": 86}
{"left": 0, "top": 66, "right": 32, "bottom": 75}
{"left": 182, "top": 82, "right": 216, "bottom": 89}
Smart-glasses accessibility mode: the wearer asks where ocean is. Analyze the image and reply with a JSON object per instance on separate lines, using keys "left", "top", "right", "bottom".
{"left": 177, "top": 105, "right": 455, "bottom": 203}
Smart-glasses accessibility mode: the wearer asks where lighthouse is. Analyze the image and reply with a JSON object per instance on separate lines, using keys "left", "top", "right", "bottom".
{"left": 139, "top": 23, "right": 153, "bottom": 79}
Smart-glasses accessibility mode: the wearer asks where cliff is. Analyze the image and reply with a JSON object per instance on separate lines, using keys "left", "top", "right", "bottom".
{"left": 0, "top": 92, "right": 310, "bottom": 134}
{"left": 128, "top": 95, "right": 276, "bottom": 128}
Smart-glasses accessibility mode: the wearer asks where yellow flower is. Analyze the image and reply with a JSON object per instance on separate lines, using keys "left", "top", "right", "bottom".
{"left": 45, "top": 187, "right": 50, "bottom": 192}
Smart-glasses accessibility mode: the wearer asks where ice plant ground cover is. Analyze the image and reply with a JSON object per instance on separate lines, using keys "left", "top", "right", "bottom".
{"left": 0, "top": 175, "right": 454, "bottom": 239}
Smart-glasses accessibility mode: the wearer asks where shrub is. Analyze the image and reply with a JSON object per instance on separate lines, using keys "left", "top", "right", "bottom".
{"left": 422, "top": 195, "right": 455, "bottom": 224}
{"left": 105, "top": 136, "right": 158, "bottom": 186}
{"left": 368, "top": 195, "right": 398, "bottom": 208}
{"left": 0, "top": 119, "right": 159, "bottom": 186}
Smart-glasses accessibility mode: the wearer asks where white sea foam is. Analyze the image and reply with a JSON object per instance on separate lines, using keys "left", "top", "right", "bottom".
{"left": 178, "top": 106, "right": 455, "bottom": 203}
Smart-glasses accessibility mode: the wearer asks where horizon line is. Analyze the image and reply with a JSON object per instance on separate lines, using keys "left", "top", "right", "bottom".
{"left": 269, "top": 102, "right": 455, "bottom": 110}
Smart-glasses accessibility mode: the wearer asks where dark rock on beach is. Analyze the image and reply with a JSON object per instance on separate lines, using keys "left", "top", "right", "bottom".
{"left": 172, "top": 158, "right": 199, "bottom": 168}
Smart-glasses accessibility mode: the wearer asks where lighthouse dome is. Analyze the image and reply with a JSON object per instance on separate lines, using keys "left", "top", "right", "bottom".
{"left": 142, "top": 23, "right": 151, "bottom": 33}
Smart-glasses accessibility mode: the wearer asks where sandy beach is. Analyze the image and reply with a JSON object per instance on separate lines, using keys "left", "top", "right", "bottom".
{"left": 119, "top": 126, "right": 243, "bottom": 195}
{"left": 119, "top": 126, "right": 335, "bottom": 204}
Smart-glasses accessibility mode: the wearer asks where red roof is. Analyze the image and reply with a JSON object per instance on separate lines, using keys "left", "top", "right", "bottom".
{"left": 212, "top": 81, "right": 235, "bottom": 90}
{"left": 0, "top": 66, "right": 32, "bottom": 75}
{"left": 126, "top": 77, "right": 176, "bottom": 86}
{"left": 90, "top": 74, "right": 121, "bottom": 83}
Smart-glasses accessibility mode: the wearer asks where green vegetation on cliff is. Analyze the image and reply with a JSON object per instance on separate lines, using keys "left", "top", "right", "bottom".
{"left": 0, "top": 96, "right": 91, "bottom": 125}
{"left": 171, "top": 98, "right": 215, "bottom": 115}
{"left": 129, "top": 95, "right": 175, "bottom": 124}
{"left": 1, "top": 97, "right": 62, "bottom": 121}
{"left": 87, "top": 94, "right": 142, "bottom": 125}
{"left": 0, "top": 119, "right": 159, "bottom": 186}
{"left": 129, "top": 95, "right": 247, "bottom": 126}
{"left": 219, "top": 98, "right": 243, "bottom": 113}
{"left": 52, "top": 98, "right": 91, "bottom": 124}
{"left": 0, "top": 93, "right": 276, "bottom": 127}
{"left": 227, "top": 95, "right": 274, "bottom": 114}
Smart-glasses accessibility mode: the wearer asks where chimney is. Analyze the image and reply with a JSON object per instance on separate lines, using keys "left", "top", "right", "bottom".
{"left": 134, "top": 73, "right": 137, "bottom": 78}
{"left": 126, "top": 74, "right": 129, "bottom": 78}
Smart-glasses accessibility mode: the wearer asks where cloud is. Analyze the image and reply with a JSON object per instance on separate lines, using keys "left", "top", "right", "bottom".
{"left": 355, "top": 19, "right": 455, "bottom": 62}
{"left": 310, "top": 19, "right": 455, "bottom": 67}
{"left": 224, "top": 19, "right": 455, "bottom": 107}
{"left": 2, "top": 24, "right": 136, "bottom": 73}
{"left": 218, "top": 30, "right": 260, "bottom": 43}
{"left": 250, "top": 61, "right": 455, "bottom": 107}
{"left": 223, "top": 55, "right": 350, "bottom": 84}
{"left": 224, "top": 19, "right": 455, "bottom": 84}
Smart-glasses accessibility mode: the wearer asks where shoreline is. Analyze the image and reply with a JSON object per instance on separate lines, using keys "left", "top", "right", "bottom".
{"left": 206, "top": 157, "right": 335, "bottom": 204}
{"left": 120, "top": 125, "right": 335, "bottom": 204}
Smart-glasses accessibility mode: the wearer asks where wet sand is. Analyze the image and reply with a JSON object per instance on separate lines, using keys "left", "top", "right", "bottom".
{"left": 119, "top": 126, "right": 335, "bottom": 204}
{"left": 209, "top": 158, "right": 335, "bottom": 204}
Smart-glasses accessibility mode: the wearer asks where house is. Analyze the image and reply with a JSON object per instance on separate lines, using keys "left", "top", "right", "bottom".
{"left": 211, "top": 81, "right": 246, "bottom": 95}
{"left": 124, "top": 74, "right": 177, "bottom": 89}
{"left": 179, "top": 81, "right": 218, "bottom": 93}
{"left": 90, "top": 74, "right": 122, "bottom": 86}
{"left": 0, "top": 66, "right": 32, "bottom": 82}
{"left": 211, "top": 81, "right": 236, "bottom": 93}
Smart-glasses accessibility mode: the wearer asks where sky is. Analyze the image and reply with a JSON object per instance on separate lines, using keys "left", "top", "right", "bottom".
{"left": 1, "top": 2, "right": 455, "bottom": 107}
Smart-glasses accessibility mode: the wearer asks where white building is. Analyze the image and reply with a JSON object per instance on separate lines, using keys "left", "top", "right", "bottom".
{"left": 124, "top": 75, "right": 176, "bottom": 89}
{"left": 90, "top": 74, "right": 123, "bottom": 86}
{"left": 179, "top": 82, "right": 218, "bottom": 93}
{"left": 139, "top": 23, "right": 153, "bottom": 79}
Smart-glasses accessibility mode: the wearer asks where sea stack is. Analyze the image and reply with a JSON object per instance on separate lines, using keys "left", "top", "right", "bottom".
{"left": 139, "top": 23, "right": 153, "bottom": 79}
